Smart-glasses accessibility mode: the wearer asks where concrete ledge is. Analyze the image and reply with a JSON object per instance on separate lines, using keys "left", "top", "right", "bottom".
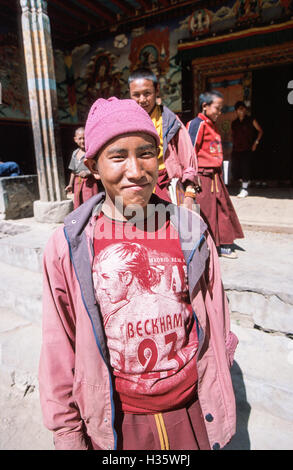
{"left": 241, "top": 222, "right": 293, "bottom": 235}
{"left": 34, "top": 199, "right": 73, "bottom": 223}
{"left": 226, "top": 289, "right": 293, "bottom": 335}
{"left": 0, "top": 176, "right": 39, "bottom": 220}
{"left": 0, "top": 262, "right": 42, "bottom": 323}
{"left": 0, "top": 227, "right": 55, "bottom": 273}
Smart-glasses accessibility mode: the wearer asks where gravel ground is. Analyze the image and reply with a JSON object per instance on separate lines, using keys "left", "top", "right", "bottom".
{"left": 0, "top": 385, "right": 53, "bottom": 450}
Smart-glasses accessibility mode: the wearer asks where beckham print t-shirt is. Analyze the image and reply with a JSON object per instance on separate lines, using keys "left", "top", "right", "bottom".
{"left": 92, "top": 211, "right": 198, "bottom": 413}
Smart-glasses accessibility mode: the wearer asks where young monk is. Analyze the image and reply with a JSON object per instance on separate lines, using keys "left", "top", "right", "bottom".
{"left": 187, "top": 91, "right": 244, "bottom": 259}
{"left": 66, "top": 127, "right": 100, "bottom": 209}
{"left": 39, "top": 97, "right": 238, "bottom": 451}
{"left": 129, "top": 68, "right": 200, "bottom": 206}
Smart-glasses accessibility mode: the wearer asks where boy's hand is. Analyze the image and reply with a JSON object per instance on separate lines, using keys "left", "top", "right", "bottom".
{"left": 252, "top": 140, "right": 259, "bottom": 152}
{"left": 65, "top": 185, "right": 73, "bottom": 193}
{"left": 182, "top": 195, "right": 196, "bottom": 210}
{"left": 194, "top": 175, "right": 202, "bottom": 193}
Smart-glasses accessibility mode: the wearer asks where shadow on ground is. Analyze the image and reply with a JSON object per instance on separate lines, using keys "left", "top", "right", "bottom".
{"left": 228, "top": 185, "right": 293, "bottom": 200}
{"left": 223, "top": 361, "right": 251, "bottom": 450}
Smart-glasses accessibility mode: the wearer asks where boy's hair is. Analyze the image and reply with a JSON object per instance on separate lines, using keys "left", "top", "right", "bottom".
{"left": 199, "top": 90, "right": 223, "bottom": 111}
{"left": 234, "top": 100, "right": 247, "bottom": 111}
{"left": 128, "top": 68, "right": 158, "bottom": 90}
{"left": 75, "top": 127, "right": 85, "bottom": 136}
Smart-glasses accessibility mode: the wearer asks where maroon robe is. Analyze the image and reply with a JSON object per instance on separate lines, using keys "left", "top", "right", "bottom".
{"left": 196, "top": 169, "right": 244, "bottom": 247}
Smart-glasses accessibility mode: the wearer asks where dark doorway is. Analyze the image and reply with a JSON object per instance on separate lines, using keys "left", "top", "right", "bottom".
{"left": 251, "top": 64, "right": 293, "bottom": 184}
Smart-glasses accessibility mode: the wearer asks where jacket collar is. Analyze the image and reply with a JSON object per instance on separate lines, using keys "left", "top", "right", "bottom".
{"left": 64, "top": 194, "right": 209, "bottom": 366}
{"left": 161, "top": 105, "right": 181, "bottom": 155}
{"left": 64, "top": 193, "right": 206, "bottom": 247}
{"left": 64, "top": 193, "right": 208, "bottom": 295}
{"left": 64, "top": 192, "right": 105, "bottom": 239}
{"left": 198, "top": 112, "right": 215, "bottom": 128}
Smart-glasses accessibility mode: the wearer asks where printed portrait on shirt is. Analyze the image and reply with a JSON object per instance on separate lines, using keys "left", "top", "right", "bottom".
{"left": 93, "top": 242, "right": 196, "bottom": 374}
{"left": 92, "top": 239, "right": 199, "bottom": 411}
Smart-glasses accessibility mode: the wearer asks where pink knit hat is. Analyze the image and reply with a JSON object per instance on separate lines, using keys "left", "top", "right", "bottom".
{"left": 84, "top": 97, "right": 160, "bottom": 159}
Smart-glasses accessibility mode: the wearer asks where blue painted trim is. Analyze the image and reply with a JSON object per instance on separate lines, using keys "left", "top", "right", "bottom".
{"left": 27, "top": 77, "right": 57, "bottom": 91}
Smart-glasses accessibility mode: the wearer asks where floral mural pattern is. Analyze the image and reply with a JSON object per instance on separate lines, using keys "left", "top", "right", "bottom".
{"left": 0, "top": 0, "right": 291, "bottom": 122}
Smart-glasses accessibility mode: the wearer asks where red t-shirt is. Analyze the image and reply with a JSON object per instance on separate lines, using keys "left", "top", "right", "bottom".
{"left": 93, "top": 211, "right": 198, "bottom": 413}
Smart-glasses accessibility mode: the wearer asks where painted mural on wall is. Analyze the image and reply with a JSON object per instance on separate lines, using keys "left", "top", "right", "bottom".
{"left": 0, "top": 0, "right": 291, "bottom": 122}
{"left": 185, "top": 0, "right": 293, "bottom": 37}
{"left": 128, "top": 27, "right": 170, "bottom": 75}
{"left": 53, "top": 18, "right": 187, "bottom": 124}
{"left": 0, "top": 34, "right": 30, "bottom": 120}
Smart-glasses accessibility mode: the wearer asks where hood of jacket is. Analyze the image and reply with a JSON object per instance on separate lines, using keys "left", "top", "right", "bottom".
{"left": 161, "top": 105, "right": 181, "bottom": 156}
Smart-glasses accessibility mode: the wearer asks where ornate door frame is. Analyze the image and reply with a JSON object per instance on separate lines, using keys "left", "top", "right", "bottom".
{"left": 192, "top": 41, "right": 293, "bottom": 115}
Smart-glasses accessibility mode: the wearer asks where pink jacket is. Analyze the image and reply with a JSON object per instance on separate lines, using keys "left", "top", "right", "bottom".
{"left": 161, "top": 105, "right": 198, "bottom": 185}
{"left": 39, "top": 194, "right": 238, "bottom": 450}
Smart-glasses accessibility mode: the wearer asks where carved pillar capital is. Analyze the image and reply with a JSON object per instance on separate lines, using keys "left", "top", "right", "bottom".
{"left": 20, "top": 0, "right": 30, "bottom": 13}
{"left": 36, "top": 0, "right": 48, "bottom": 15}
{"left": 20, "top": 0, "right": 47, "bottom": 13}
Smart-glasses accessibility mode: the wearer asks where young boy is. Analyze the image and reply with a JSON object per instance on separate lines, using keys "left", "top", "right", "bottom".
{"left": 231, "top": 101, "right": 263, "bottom": 197}
{"left": 128, "top": 68, "right": 200, "bottom": 207}
{"left": 65, "top": 127, "right": 100, "bottom": 209}
{"left": 187, "top": 91, "right": 244, "bottom": 259}
{"left": 39, "top": 97, "right": 238, "bottom": 451}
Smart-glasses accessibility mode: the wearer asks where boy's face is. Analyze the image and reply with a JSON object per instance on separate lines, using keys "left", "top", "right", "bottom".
{"left": 86, "top": 132, "right": 159, "bottom": 215}
{"left": 129, "top": 79, "right": 159, "bottom": 115}
{"left": 74, "top": 130, "right": 85, "bottom": 150}
{"left": 236, "top": 105, "right": 247, "bottom": 120}
{"left": 203, "top": 96, "right": 223, "bottom": 123}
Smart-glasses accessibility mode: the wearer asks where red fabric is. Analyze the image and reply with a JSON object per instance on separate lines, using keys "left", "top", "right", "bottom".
{"left": 92, "top": 212, "right": 198, "bottom": 413}
{"left": 154, "top": 168, "right": 171, "bottom": 202}
{"left": 196, "top": 170, "right": 244, "bottom": 246}
{"left": 73, "top": 175, "right": 99, "bottom": 209}
{"left": 231, "top": 116, "right": 255, "bottom": 152}
{"left": 91, "top": 398, "right": 211, "bottom": 450}
{"left": 187, "top": 113, "right": 223, "bottom": 169}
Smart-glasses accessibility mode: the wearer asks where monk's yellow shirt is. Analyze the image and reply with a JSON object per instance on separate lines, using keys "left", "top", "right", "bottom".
{"left": 151, "top": 105, "right": 165, "bottom": 170}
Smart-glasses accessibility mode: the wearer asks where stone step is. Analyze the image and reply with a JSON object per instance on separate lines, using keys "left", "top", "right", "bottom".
{"left": 226, "top": 288, "right": 293, "bottom": 336}
{"left": 0, "top": 223, "right": 56, "bottom": 273}
{"left": 0, "top": 175, "right": 39, "bottom": 220}
{"left": 0, "top": 262, "right": 42, "bottom": 323}
{"left": 220, "top": 230, "right": 293, "bottom": 335}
